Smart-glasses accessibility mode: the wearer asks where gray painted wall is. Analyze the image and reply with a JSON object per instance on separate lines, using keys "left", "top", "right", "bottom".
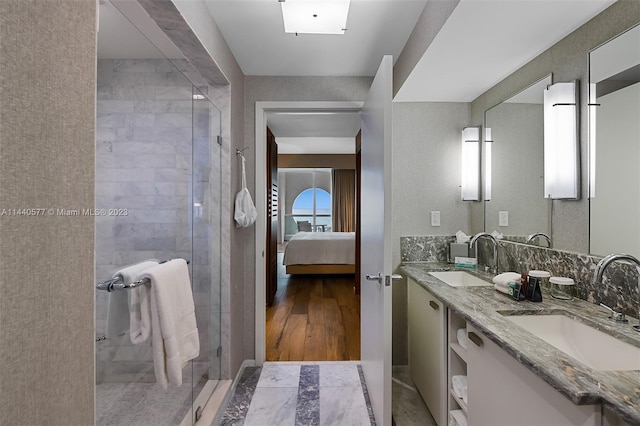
{"left": 391, "top": 102, "right": 471, "bottom": 364}
{"left": 0, "top": 1, "right": 96, "bottom": 424}
{"left": 470, "top": 0, "right": 640, "bottom": 254}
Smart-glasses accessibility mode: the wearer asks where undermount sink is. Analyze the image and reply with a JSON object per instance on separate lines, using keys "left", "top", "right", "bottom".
{"left": 504, "top": 314, "right": 640, "bottom": 371}
{"left": 429, "top": 270, "right": 492, "bottom": 287}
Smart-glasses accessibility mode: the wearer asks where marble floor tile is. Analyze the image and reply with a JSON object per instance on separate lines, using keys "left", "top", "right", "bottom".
{"left": 358, "top": 365, "right": 377, "bottom": 426}
{"left": 295, "top": 365, "right": 320, "bottom": 426}
{"left": 219, "top": 366, "right": 262, "bottom": 426}
{"left": 319, "top": 363, "right": 361, "bottom": 388}
{"left": 220, "top": 363, "right": 375, "bottom": 426}
{"left": 244, "top": 387, "right": 298, "bottom": 426}
{"left": 319, "top": 385, "right": 371, "bottom": 426}
{"left": 258, "top": 363, "right": 301, "bottom": 388}
{"left": 391, "top": 365, "right": 436, "bottom": 426}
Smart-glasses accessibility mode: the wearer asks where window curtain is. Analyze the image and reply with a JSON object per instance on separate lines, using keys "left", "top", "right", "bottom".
{"left": 332, "top": 169, "right": 356, "bottom": 232}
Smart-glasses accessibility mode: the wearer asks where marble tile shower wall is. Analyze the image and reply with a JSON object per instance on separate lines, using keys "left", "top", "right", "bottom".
{"left": 401, "top": 236, "right": 639, "bottom": 318}
{"left": 95, "top": 59, "right": 215, "bottom": 383}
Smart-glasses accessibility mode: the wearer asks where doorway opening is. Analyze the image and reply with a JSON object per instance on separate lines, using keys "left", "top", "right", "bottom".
{"left": 255, "top": 102, "right": 364, "bottom": 363}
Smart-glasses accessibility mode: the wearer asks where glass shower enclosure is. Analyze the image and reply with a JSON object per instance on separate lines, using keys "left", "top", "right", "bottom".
{"left": 95, "top": 2, "right": 221, "bottom": 424}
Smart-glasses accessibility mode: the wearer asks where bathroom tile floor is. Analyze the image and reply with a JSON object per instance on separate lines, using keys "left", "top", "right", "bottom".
{"left": 219, "top": 361, "right": 376, "bottom": 426}
{"left": 391, "top": 365, "right": 437, "bottom": 426}
{"left": 219, "top": 363, "right": 437, "bottom": 426}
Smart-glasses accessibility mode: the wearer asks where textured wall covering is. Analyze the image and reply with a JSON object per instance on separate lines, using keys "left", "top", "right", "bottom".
{"left": 0, "top": 1, "right": 96, "bottom": 424}
{"left": 391, "top": 102, "right": 471, "bottom": 365}
{"left": 470, "top": 1, "right": 640, "bottom": 253}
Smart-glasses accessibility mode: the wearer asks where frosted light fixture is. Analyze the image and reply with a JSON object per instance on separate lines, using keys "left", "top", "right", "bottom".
{"left": 461, "top": 126, "right": 481, "bottom": 201}
{"left": 280, "top": 0, "right": 350, "bottom": 35}
{"left": 543, "top": 80, "right": 579, "bottom": 199}
{"left": 588, "top": 83, "right": 597, "bottom": 198}
{"left": 484, "top": 128, "right": 493, "bottom": 201}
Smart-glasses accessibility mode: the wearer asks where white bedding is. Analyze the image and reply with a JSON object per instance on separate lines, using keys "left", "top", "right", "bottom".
{"left": 283, "top": 232, "right": 355, "bottom": 265}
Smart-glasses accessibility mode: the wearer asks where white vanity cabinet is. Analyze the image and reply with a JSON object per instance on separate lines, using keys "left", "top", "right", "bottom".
{"left": 408, "top": 278, "right": 447, "bottom": 426}
{"left": 465, "top": 323, "right": 602, "bottom": 425}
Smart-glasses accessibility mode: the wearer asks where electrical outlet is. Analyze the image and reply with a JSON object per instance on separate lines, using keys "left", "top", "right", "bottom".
{"left": 499, "top": 211, "right": 509, "bottom": 227}
{"left": 431, "top": 211, "right": 441, "bottom": 227}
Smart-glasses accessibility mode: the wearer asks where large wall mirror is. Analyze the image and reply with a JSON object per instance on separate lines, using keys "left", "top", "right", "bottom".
{"left": 589, "top": 24, "right": 640, "bottom": 258}
{"left": 484, "top": 74, "right": 552, "bottom": 245}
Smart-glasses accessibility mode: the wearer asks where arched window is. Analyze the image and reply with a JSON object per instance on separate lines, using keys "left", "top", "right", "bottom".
{"left": 293, "top": 188, "right": 331, "bottom": 231}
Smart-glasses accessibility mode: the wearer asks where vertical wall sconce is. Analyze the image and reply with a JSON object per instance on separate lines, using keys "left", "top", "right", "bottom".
{"left": 461, "top": 126, "right": 481, "bottom": 201}
{"left": 484, "top": 127, "right": 493, "bottom": 201}
{"left": 543, "top": 80, "right": 579, "bottom": 199}
{"left": 588, "top": 83, "right": 597, "bottom": 198}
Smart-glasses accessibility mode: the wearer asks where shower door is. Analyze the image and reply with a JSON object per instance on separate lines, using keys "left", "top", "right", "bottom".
{"left": 95, "top": 2, "right": 222, "bottom": 424}
{"left": 188, "top": 86, "right": 223, "bottom": 424}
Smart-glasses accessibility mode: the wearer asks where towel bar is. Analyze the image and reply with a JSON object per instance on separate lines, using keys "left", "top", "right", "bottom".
{"left": 96, "top": 259, "right": 190, "bottom": 292}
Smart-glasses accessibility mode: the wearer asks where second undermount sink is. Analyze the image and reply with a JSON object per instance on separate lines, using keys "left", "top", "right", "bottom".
{"left": 504, "top": 314, "right": 640, "bottom": 371}
{"left": 429, "top": 270, "right": 492, "bottom": 287}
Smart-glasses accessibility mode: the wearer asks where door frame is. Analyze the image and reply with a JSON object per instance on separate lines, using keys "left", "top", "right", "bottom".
{"left": 254, "top": 101, "right": 363, "bottom": 364}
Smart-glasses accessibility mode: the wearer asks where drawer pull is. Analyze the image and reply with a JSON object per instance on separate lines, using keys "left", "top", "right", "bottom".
{"left": 429, "top": 300, "right": 439, "bottom": 310}
{"left": 468, "top": 331, "right": 483, "bottom": 347}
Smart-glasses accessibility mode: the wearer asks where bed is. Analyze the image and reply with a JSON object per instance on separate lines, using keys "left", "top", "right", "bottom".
{"left": 283, "top": 231, "right": 356, "bottom": 274}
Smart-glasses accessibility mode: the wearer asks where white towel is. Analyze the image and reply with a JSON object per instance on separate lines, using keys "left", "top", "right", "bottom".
{"left": 492, "top": 272, "right": 521, "bottom": 287}
{"left": 141, "top": 259, "right": 200, "bottom": 388}
{"left": 494, "top": 283, "right": 510, "bottom": 295}
{"left": 452, "top": 375, "right": 468, "bottom": 404}
{"left": 107, "top": 260, "right": 158, "bottom": 340}
{"left": 114, "top": 260, "right": 160, "bottom": 344}
{"left": 457, "top": 328, "right": 468, "bottom": 349}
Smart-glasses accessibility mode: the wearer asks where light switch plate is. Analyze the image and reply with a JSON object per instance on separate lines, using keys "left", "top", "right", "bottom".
{"left": 499, "top": 211, "right": 509, "bottom": 227}
{"left": 431, "top": 211, "right": 441, "bottom": 227}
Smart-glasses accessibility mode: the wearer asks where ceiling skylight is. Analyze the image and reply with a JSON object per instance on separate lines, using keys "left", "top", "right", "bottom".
{"left": 280, "top": 0, "right": 350, "bottom": 35}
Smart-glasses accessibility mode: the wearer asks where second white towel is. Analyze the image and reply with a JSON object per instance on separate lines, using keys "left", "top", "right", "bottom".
{"left": 141, "top": 259, "right": 200, "bottom": 388}
{"left": 457, "top": 328, "right": 468, "bottom": 349}
{"left": 108, "top": 260, "right": 158, "bottom": 341}
{"left": 451, "top": 375, "right": 468, "bottom": 404}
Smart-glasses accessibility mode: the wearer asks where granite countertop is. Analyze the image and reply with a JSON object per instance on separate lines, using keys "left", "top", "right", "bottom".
{"left": 400, "top": 262, "right": 640, "bottom": 425}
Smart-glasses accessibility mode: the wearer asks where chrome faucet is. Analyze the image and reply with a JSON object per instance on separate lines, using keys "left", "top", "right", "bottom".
{"left": 525, "top": 232, "right": 552, "bottom": 248}
{"left": 469, "top": 232, "right": 500, "bottom": 274}
{"left": 593, "top": 253, "right": 640, "bottom": 324}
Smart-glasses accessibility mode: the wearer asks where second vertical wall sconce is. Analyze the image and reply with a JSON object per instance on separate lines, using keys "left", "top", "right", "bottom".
{"left": 461, "top": 126, "right": 481, "bottom": 201}
{"left": 543, "top": 80, "right": 579, "bottom": 199}
{"left": 484, "top": 127, "right": 493, "bottom": 201}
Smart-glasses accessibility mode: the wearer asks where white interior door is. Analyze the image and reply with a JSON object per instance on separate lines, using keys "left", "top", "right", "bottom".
{"left": 360, "top": 55, "right": 393, "bottom": 426}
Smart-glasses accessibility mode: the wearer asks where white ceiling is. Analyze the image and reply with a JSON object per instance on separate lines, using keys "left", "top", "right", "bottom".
{"left": 276, "top": 137, "right": 356, "bottom": 154}
{"left": 203, "top": 0, "right": 428, "bottom": 76}
{"left": 267, "top": 111, "right": 361, "bottom": 154}
{"left": 394, "top": 0, "right": 616, "bottom": 102}
{"left": 267, "top": 112, "right": 361, "bottom": 137}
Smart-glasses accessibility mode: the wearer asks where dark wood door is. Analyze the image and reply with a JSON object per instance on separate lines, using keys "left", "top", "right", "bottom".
{"left": 266, "top": 128, "right": 278, "bottom": 306}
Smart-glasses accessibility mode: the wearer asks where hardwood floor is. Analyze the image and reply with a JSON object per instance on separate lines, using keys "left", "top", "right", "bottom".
{"left": 266, "top": 254, "right": 361, "bottom": 361}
